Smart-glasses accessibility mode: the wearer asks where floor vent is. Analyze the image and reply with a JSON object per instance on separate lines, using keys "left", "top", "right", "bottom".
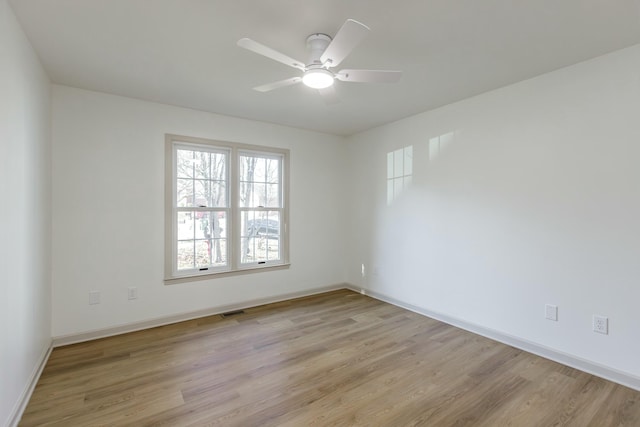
{"left": 221, "top": 309, "right": 245, "bottom": 318}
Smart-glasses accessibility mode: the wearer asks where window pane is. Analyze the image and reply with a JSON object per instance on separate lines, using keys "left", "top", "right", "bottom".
{"left": 207, "top": 152, "right": 227, "bottom": 203}
{"left": 241, "top": 210, "right": 256, "bottom": 239}
{"left": 194, "top": 180, "right": 209, "bottom": 206}
{"left": 266, "top": 158, "right": 279, "bottom": 184}
{"left": 239, "top": 182, "right": 280, "bottom": 208}
{"left": 195, "top": 240, "right": 211, "bottom": 268}
{"left": 177, "top": 179, "right": 194, "bottom": 207}
{"left": 239, "top": 182, "right": 253, "bottom": 208}
{"left": 189, "top": 180, "right": 227, "bottom": 208}
{"left": 214, "top": 211, "right": 227, "bottom": 239}
{"left": 194, "top": 151, "right": 211, "bottom": 180}
{"left": 254, "top": 157, "right": 266, "bottom": 182}
{"left": 177, "top": 211, "right": 195, "bottom": 240}
{"left": 240, "top": 156, "right": 257, "bottom": 183}
{"left": 194, "top": 211, "right": 227, "bottom": 240}
{"left": 265, "top": 184, "right": 280, "bottom": 207}
{"left": 266, "top": 211, "right": 281, "bottom": 261}
{"left": 211, "top": 152, "right": 226, "bottom": 180}
{"left": 177, "top": 240, "right": 195, "bottom": 270}
{"left": 241, "top": 210, "right": 256, "bottom": 264}
{"left": 211, "top": 181, "right": 226, "bottom": 207}
{"left": 177, "top": 149, "right": 194, "bottom": 178}
{"left": 252, "top": 183, "right": 266, "bottom": 207}
{"left": 195, "top": 211, "right": 212, "bottom": 239}
{"left": 210, "top": 239, "right": 227, "bottom": 267}
{"left": 194, "top": 236, "right": 228, "bottom": 268}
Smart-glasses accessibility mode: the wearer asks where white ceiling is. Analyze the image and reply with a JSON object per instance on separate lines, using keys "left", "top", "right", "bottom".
{"left": 10, "top": 0, "right": 640, "bottom": 136}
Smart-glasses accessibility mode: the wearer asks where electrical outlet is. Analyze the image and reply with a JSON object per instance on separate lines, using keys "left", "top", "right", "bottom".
{"left": 545, "top": 304, "right": 558, "bottom": 321}
{"left": 127, "top": 287, "right": 138, "bottom": 300}
{"left": 89, "top": 291, "right": 100, "bottom": 305}
{"left": 593, "top": 315, "right": 608, "bottom": 334}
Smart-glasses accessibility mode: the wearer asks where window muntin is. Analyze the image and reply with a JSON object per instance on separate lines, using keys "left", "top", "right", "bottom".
{"left": 166, "top": 135, "right": 289, "bottom": 280}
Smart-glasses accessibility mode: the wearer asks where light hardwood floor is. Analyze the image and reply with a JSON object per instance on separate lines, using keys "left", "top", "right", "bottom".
{"left": 20, "top": 290, "right": 640, "bottom": 426}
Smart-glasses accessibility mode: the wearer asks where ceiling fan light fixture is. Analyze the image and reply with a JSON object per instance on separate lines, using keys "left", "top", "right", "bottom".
{"left": 302, "top": 68, "right": 334, "bottom": 89}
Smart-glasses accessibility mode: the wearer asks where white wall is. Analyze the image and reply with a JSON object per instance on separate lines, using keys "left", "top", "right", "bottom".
{"left": 51, "top": 86, "right": 347, "bottom": 337}
{"left": 347, "top": 44, "right": 640, "bottom": 381}
{"left": 0, "top": 1, "right": 52, "bottom": 425}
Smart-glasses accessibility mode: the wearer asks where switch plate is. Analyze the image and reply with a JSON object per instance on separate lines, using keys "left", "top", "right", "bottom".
{"left": 127, "top": 287, "right": 138, "bottom": 300}
{"left": 545, "top": 304, "right": 558, "bottom": 321}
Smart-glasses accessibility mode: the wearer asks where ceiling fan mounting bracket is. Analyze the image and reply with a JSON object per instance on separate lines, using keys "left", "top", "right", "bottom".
{"left": 306, "top": 33, "right": 332, "bottom": 46}
{"left": 306, "top": 33, "right": 332, "bottom": 65}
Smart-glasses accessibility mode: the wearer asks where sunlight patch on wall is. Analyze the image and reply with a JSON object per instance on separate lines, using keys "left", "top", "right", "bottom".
{"left": 387, "top": 146, "right": 413, "bottom": 205}
{"left": 428, "top": 131, "right": 455, "bottom": 162}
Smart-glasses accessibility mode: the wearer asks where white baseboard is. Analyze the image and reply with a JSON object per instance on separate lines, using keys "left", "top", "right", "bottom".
{"left": 53, "top": 283, "right": 347, "bottom": 347}
{"left": 7, "top": 341, "right": 53, "bottom": 427}
{"left": 346, "top": 284, "right": 640, "bottom": 392}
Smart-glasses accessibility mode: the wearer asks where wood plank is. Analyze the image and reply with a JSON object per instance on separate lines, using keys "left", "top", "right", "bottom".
{"left": 19, "top": 290, "right": 640, "bottom": 426}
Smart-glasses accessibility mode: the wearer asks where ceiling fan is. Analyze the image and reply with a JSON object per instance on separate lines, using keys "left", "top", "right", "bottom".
{"left": 237, "top": 19, "right": 402, "bottom": 103}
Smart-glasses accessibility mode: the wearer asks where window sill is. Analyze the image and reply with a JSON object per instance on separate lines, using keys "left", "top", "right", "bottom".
{"left": 164, "top": 263, "right": 291, "bottom": 285}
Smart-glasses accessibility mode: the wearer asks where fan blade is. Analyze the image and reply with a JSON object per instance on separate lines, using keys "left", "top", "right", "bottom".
{"left": 318, "top": 85, "right": 340, "bottom": 105}
{"left": 253, "top": 77, "right": 302, "bottom": 92}
{"left": 238, "top": 38, "right": 306, "bottom": 71}
{"left": 320, "top": 19, "right": 370, "bottom": 68}
{"left": 335, "top": 69, "right": 402, "bottom": 83}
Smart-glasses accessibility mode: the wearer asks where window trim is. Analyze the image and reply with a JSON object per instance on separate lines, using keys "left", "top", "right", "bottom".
{"left": 164, "top": 134, "right": 289, "bottom": 283}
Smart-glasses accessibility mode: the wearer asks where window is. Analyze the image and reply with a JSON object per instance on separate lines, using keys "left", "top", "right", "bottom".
{"left": 165, "top": 135, "right": 289, "bottom": 281}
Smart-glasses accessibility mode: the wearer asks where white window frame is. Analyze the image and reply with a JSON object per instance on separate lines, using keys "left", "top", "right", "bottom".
{"left": 165, "top": 134, "right": 290, "bottom": 283}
